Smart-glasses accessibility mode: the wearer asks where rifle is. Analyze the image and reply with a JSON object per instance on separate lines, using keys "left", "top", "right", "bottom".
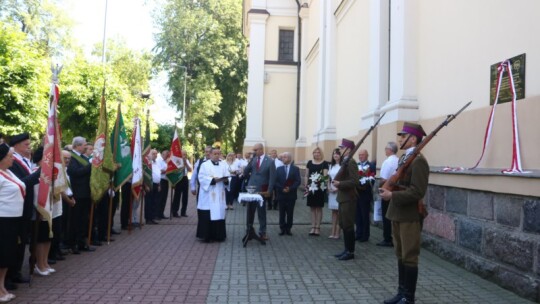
{"left": 382, "top": 101, "right": 472, "bottom": 217}
{"left": 334, "top": 112, "right": 386, "bottom": 181}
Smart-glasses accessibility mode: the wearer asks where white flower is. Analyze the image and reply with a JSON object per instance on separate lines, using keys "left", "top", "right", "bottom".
{"left": 308, "top": 182, "right": 319, "bottom": 193}
{"left": 359, "top": 176, "right": 375, "bottom": 185}
{"left": 310, "top": 172, "right": 321, "bottom": 182}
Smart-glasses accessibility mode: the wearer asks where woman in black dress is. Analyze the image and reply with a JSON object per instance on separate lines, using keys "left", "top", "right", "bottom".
{"left": 305, "top": 147, "right": 328, "bottom": 236}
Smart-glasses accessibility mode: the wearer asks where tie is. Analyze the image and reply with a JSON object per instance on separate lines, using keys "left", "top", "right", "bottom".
{"left": 285, "top": 165, "right": 289, "bottom": 179}
{"left": 256, "top": 157, "right": 261, "bottom": 170}
{"left": 23, "top": 158, "right": 30, "bottom": 168}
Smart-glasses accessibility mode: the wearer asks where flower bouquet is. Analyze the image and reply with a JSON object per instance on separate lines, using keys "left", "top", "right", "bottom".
{"left": 358, "top": 164, "right": 375, "bottom": 186}
{"left": 304, "top": 171, "right": 329, "bottom": 197}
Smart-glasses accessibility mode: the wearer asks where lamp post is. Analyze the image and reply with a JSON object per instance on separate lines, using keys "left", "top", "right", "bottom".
{"left": 169, "top": 64, "right": 188, "bottom": 136}
{"left": 179, "top": 66, "right": 187, "bottom": 136}
{"left": 196, "top": 132, "right": 202, "bottom": 159}
{"left": 140, "top": 92, "right": 151, "bottom": 117}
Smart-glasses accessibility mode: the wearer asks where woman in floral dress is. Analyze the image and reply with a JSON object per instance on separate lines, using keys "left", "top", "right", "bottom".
{"left": 305, "top": 147, "right": 329, "bottom": 236}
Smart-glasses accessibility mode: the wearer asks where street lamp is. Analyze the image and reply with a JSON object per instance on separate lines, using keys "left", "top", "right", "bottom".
{"left": 140, "top": 92, "right": 151, "bottom": 117}
{"left": 170, "top": 64, "right": 188, "bottom": 136}
{"left": 180, "top": 66, "right": 187, "bottom": 136}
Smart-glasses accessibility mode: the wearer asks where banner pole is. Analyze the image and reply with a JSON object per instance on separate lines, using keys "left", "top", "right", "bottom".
{"left": 128, "top": 192, "right": 133, "bottom": 233}
{"left": 169, "top": 184, "right": 175, "bottom": 220}
{"left": 139, "top": 191, "right": 145, "bottom": 229}
{"left": 106, "top": 183, "right": 114, "bottom": 244}
{"left": 87, "top": 203, "right": 95, "bottom": 247}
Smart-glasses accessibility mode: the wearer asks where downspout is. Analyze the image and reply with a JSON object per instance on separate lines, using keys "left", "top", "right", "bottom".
{"left": 295, "top": 0, "right": 302, "bottom": 140}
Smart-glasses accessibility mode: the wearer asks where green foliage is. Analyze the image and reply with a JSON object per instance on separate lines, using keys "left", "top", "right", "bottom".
{"left": 92, "top": 39, "right": 153, "bottom": 96}
{"left": 153, "top": 123, "right": 175, "bottom": 152}
{"left": 0, "top": 2, "right": 154, "bottom": 149}
{"left": 154, "top": 0, "right": 248, "bottom": 154}
{"left": 0, "top": 0, "right": 75, "bottom": 57}
{"left": 59, "top": 41, "right": 154, "bottom": 145}
{"left": 153, "top": 123, "right": 195, "bottom": 159}
{"left": 0, "top": 21, "right": 49, "bottom": 139}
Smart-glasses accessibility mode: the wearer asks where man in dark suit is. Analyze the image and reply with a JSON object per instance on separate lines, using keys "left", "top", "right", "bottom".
{"left": 243, "top": 143, "right": 276, "bottom": 240}
{"left": 66, "top": 136, "right": 95, "bottom": 253}
{"left": 171, "top": 149, "right": 192, "bottom": 217}
{"left": 274, "top": 152, "right": 301, "bottom": 236}
{"left": 356, "top": 149, "right": 376, "bottom": 242}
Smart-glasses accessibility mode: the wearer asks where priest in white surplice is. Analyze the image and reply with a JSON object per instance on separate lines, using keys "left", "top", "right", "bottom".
{"left": 196, "top": 147, "right": 229, "bottom": 242}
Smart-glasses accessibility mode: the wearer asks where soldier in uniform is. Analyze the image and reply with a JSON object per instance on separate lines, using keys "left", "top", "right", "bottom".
{"left": 331, "top": 139, "right": 360, "bottom": 261}
{"left": 379, "top": 122, "right": 429, "bottom": 304}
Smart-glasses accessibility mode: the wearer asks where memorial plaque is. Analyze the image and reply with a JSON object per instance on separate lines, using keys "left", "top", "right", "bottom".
{"left": 490, "top": 53, "right": 526, "bottom": 105}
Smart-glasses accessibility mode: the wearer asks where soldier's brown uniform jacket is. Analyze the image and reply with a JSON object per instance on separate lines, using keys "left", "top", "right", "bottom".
{"left": 386, "top": 154, "right": 429, "bottom": 222}
{"left": 336, "top": 158, "right": 360, "bottom": 203}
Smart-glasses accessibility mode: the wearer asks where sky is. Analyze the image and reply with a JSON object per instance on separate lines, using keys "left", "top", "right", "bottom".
{"left": 66, "top": 0, "right": 178, "bottom": 125}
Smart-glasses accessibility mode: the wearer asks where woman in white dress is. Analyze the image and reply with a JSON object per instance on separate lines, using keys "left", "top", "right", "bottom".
{"left": 327, "top": 148, "right": 341, "bottom": 239}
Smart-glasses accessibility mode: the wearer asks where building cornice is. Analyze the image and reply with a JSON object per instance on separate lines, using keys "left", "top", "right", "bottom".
{"left": 264, "top": 60, "right": 298, "bottom": 66}
{"left": 248, "top": 8, "right": 270, "bottom": 15}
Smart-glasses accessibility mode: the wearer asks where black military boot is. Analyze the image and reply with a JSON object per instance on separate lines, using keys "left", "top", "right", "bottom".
{"left": 397, "top": 265, "right": 418, "bottom": 304}
{"left": 384, "top": 261, "right": 405, "bottom": 304}
{"left": 345, "top": 230, "right": 356, "bottom": 253}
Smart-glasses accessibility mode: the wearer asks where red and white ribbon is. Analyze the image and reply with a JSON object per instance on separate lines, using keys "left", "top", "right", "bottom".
{"left": 470, "top": 60, "right": 528, "bottom": 174}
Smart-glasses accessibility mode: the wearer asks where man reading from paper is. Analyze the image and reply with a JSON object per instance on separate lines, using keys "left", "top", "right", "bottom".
{"left": 196, "top": 147, "right": 229, "bottom": 242}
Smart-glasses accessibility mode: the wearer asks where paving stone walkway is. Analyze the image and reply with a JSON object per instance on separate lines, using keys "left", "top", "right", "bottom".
{"left": 11, "top": 195, "right": 533, "bottom": 304}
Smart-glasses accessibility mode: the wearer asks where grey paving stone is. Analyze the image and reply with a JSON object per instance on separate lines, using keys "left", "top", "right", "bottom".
{"left": 9, "top": 191, "right": 535, "bottom": 304}
{"left": 209, "top": 195, "right": 534, "bottom": 304}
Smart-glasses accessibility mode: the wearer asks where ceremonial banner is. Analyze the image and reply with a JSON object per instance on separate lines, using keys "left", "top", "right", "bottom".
{"left": 90, "top": 93, "right": 115, "bottom": 203}
{"left": 111, "top": 103, "right": 132, "bottom": 190}
{"left": 131, "top": 118, "right": 143, "bottom": 198}
{"left": 142, "top": 110, "right": 152, "bottom": 189}
{"left": 166, "top": 127, "right": 185, "bottom": 186}
{"left": 37, "top": 83, "right": 68, "bottom": 236}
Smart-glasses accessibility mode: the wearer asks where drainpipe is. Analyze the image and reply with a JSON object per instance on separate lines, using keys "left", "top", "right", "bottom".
{"left": 295, "top": 0, "right": 302, "bottom": 140}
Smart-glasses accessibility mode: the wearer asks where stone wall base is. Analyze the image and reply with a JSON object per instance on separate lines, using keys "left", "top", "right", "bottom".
{"left": 420, "top": 184, "right": 540, "bottom": 302}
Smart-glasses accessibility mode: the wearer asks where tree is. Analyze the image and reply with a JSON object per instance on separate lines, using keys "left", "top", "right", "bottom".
{"left": 0, "top": 21, "right": 49, "bottom": 139}
{"left": 0, "top": 0, "right": 75, "bottom": 57}
{"left": 153, "top": 0, "right": 248, "bottom": 153}
{"left": 0, "top": 2, "right": 155, "bottom": 148}
{"left": 58, "top": 40, "right": 154, "bottom": 145}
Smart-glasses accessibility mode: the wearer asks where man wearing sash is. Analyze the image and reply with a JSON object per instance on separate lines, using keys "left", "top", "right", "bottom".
{"left": 67, "top": 136, "right": 95, "bottom": 253}
{"left": 196, "top": 147, "right": 228, "bottom": 242}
